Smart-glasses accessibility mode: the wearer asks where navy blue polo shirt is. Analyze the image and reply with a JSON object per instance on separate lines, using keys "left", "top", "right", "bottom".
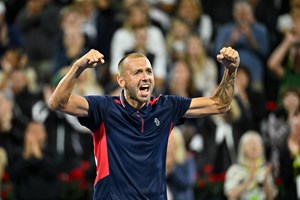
{"left": 78, "top": 91, "right": 191, "bottom": 200}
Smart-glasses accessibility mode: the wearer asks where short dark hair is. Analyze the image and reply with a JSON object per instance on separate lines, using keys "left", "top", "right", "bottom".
{"left": 117, "top": 53, "right": 147, "bottom": 73}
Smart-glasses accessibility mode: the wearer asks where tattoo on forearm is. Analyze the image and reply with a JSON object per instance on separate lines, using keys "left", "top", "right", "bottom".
{"left": 211, "top": 68, "right": 236, "bottom": 109}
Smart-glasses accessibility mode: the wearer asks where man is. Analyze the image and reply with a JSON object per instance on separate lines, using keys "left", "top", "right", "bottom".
{"left": 49, "top": 47, "right": 240, "bottom": 199}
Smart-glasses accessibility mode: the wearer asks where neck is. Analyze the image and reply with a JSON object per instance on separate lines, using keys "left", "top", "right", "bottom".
{"left": 123, "top": 90, "right": 146, "bottom": 110}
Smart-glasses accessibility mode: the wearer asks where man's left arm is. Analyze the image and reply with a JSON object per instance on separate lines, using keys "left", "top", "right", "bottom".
{"left": 184, "top": 47, "right": 240, "bottom": 118}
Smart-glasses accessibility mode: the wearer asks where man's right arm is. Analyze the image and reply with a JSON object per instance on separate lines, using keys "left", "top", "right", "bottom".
{"left": 48, "top": 49, "right": 105, "bottom": 117}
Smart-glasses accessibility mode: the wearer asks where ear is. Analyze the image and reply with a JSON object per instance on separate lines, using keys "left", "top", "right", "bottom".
{"left": 117, "top": 75, "right": 125, "bottom": 88}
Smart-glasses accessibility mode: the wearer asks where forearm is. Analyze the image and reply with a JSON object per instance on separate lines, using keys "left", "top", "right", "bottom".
{"left": 264, "top": 181, "right": 276, "bottom": 200}
{"left": 48, "top": 63, "right": 84, "bottom": 110}
{"left": 267, "top": 39, "right": 290, "bottom": 78}
{"left": 210, "top": 67, "right": 237, "bottom": 112}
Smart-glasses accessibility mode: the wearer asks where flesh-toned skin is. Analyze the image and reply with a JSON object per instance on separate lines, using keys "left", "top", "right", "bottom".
{"left": 48, "top": 47, "right": 240, "bottom": 119}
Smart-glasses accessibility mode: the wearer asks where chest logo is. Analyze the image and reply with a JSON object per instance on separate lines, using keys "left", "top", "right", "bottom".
{"left": 154, "top": 118, "right": 160, "bottom": 126}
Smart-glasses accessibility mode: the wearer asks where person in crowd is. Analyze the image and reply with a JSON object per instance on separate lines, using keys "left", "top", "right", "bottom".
{"left": 166, "top": 127, "right": 197, "bottom": 200}
{"left": 224, "top": 130, "right": 278, "bottom": 200}
{"left": 0, "top": 91, "right": 25, "bottom": 163}
{"left": 279, "top": 113, "right": 300, "bottom": 200}
{"left": 109, "top": 0, "right": 167, "bottom": 94}
{"left": 0, "top": 48, "right": 40, "bottom": 123}
{"left": 73, "top": 0, "right": 98, "bottom": 49}
{"left": 234, "top": 65, "right": 267, "bottom": 134}
{"left": 175, "top": 0, "right": 213, "bottom": 49}
{"left": 276, "top": 0, "right": 300, "bottom": 36}
{"left": 125, "top": 26, "right": 155, "bottom": 66}
{"left": 15, "top": 0, "right": 61, "bottom": 83}
{"left": 264, "top": 87, "right": 300, "bottom": 177}
{"left": 47, "top": 46, "right": 240, "bottom": 199}
{"left": 214, "top": 0, "right": 269, "bottom": 92}
{"left": 165, "top": 16, "right": 191, "bottom": 64}
{"left": 267, "top": 1, "right": 300, "bottom": 102}
{"left": 0, "top": 47, "right": 37, "bottom": 93}
{"left": 166, "top": 58, "right": 201, "bottom": 98}
{"left": 53, "top": 5, "right": 89, "bottom": 74}
{"left": 185, "top": 34, "right": 218, "bottom": 97}
{"left": 32, "top": 72, "right": 94, "bottom": 174}
{"left": 9, "top": 121, "right": 59, "bottom": 200}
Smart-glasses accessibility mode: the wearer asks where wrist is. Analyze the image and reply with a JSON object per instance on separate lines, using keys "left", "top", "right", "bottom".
{"left": 71, "top": 62, "right": 86, "bottom": 79}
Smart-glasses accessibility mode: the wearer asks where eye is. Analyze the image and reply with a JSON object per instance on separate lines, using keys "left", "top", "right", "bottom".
{"left": 134, "top": 70, "right": 142, "bottom": 75}
{"left": 146, "top": 69, "right": 153, "bottom": 75}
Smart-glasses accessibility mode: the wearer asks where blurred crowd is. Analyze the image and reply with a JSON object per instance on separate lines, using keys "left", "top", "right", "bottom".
{"left": 0, "top": 0, "right": 299, "bottom": 199}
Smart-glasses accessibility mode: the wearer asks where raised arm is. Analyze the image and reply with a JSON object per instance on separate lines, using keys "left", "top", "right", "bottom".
{"left": 184, "top": 47, "right": 240, "bottom": 118}
{"left": 48, "top": 49, "right": 105, "bottom": 117}
{"left": 267, "top": 32, "right": 296, "bottom": 79}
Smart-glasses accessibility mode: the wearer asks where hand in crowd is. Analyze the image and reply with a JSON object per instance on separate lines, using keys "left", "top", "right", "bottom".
{"left": 23, "top": 131, "right": 43, "bottom": 160}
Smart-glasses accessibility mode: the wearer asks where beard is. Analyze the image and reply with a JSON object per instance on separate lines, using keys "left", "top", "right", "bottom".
{"left": 125, "top": 85, "right": 153, "bottom": 104}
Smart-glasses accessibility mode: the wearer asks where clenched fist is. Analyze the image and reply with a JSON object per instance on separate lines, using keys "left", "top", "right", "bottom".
{"left": 217, "top": 47, "right": 240, "bottom": 69}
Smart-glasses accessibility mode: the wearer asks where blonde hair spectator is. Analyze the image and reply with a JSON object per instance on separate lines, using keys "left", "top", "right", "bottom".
{"left": 224, "top": 130, "right": 278, "bottom": 200}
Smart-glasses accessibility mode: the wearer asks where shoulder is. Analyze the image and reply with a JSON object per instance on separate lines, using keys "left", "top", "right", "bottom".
{"left": 84, "top": 95, "right": 116, "bottom": 106}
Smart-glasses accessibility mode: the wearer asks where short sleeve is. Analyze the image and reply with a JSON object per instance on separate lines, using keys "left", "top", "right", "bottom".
{"left": 77, "top": 95, "right": 110, "bottom": 132}
{"left": 165, "top": 95, "right": 191, "bottom": 125}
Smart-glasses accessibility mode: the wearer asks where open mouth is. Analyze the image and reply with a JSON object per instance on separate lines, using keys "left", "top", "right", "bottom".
{"left": 139, "top": 84, "right": 150, "bottom": 95}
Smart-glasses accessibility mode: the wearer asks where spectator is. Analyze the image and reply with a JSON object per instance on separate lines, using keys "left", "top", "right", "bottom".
{"left": 224, "top": 130, "right": 278, "bottom": 200}
{"left": 15, "top": 0, "right": 61, "bottom": 84}
{"left": 166, "top": 59, "right": 201, "bottom": 98}
{"left": 263, "top": 87, "right": 300, "bottom": 177}
{"left": 166, "top": 127, "right": 197, "bottom": 200}
{"left": 9, "top": 121, "right": 59, "bottom": 200}
{"left": 267, "top": 1, "right": 300, "bottom": 103}
{"left": 109, "top": 0, "right": 167, "bottom": 94}
{"left": 0, "top": 47, "right": 37, "bottom": 93}
{"left": 214, "top": 1, "right": 269, "bottom": 92}
{"left": 234, "top": 65, "right": 267, "bottom": 133}
{"left": 185, "top": 34, "right": 218, "bottom": 97}
{"left": 276, "top": 0, "right": 300, "bottom": 36}
{"left": 32, "top": 72, "right": 93, "bottom": 173}
{"left": 0, "top": 91, "right": 25, "bottom": 163}
{"left": 125, "top": 26, "right": 155, "bottom": 66}
{"left": 73, "top": 0, "right": 101, "bottom": 50}
{"left": 175, "top": 0, "right": 213, "bottom": 49}
{"left": 53, "top": 5, "right": 89, "bottom": 74}
{"left": 279, "top": 113, "right": 300, "bottom": 199}
{"left": 165, "top": 16, "right": 191, "bottom": 63}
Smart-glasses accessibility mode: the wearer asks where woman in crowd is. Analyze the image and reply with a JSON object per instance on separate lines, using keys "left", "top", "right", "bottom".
{"left": 224, "top": 130, "right": 278, "bottom": 200}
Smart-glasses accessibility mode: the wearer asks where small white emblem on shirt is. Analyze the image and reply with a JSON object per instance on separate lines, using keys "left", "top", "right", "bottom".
{"left": 154, "top": 118, "right": 160, "bottom": 126}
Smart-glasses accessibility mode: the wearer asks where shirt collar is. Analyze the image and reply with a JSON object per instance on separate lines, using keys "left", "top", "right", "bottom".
{"left": 120, "top": 90, "right": 151, "bottom": 113}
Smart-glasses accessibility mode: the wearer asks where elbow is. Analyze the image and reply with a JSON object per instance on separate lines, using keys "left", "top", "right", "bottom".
{"left": 219, "top": 104, "right": 231, "bottom": 114}
{"left": 48, "top": 95, "right": 63, "bottom": 111}
{"left": 267, "top": 58, "right": 280, "bottom": 73}
{"left": 267, "top": 59, "right": 274, "bottom": 71}
{"left": 48, "top": 96, "right": 58, "bottom": 110}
